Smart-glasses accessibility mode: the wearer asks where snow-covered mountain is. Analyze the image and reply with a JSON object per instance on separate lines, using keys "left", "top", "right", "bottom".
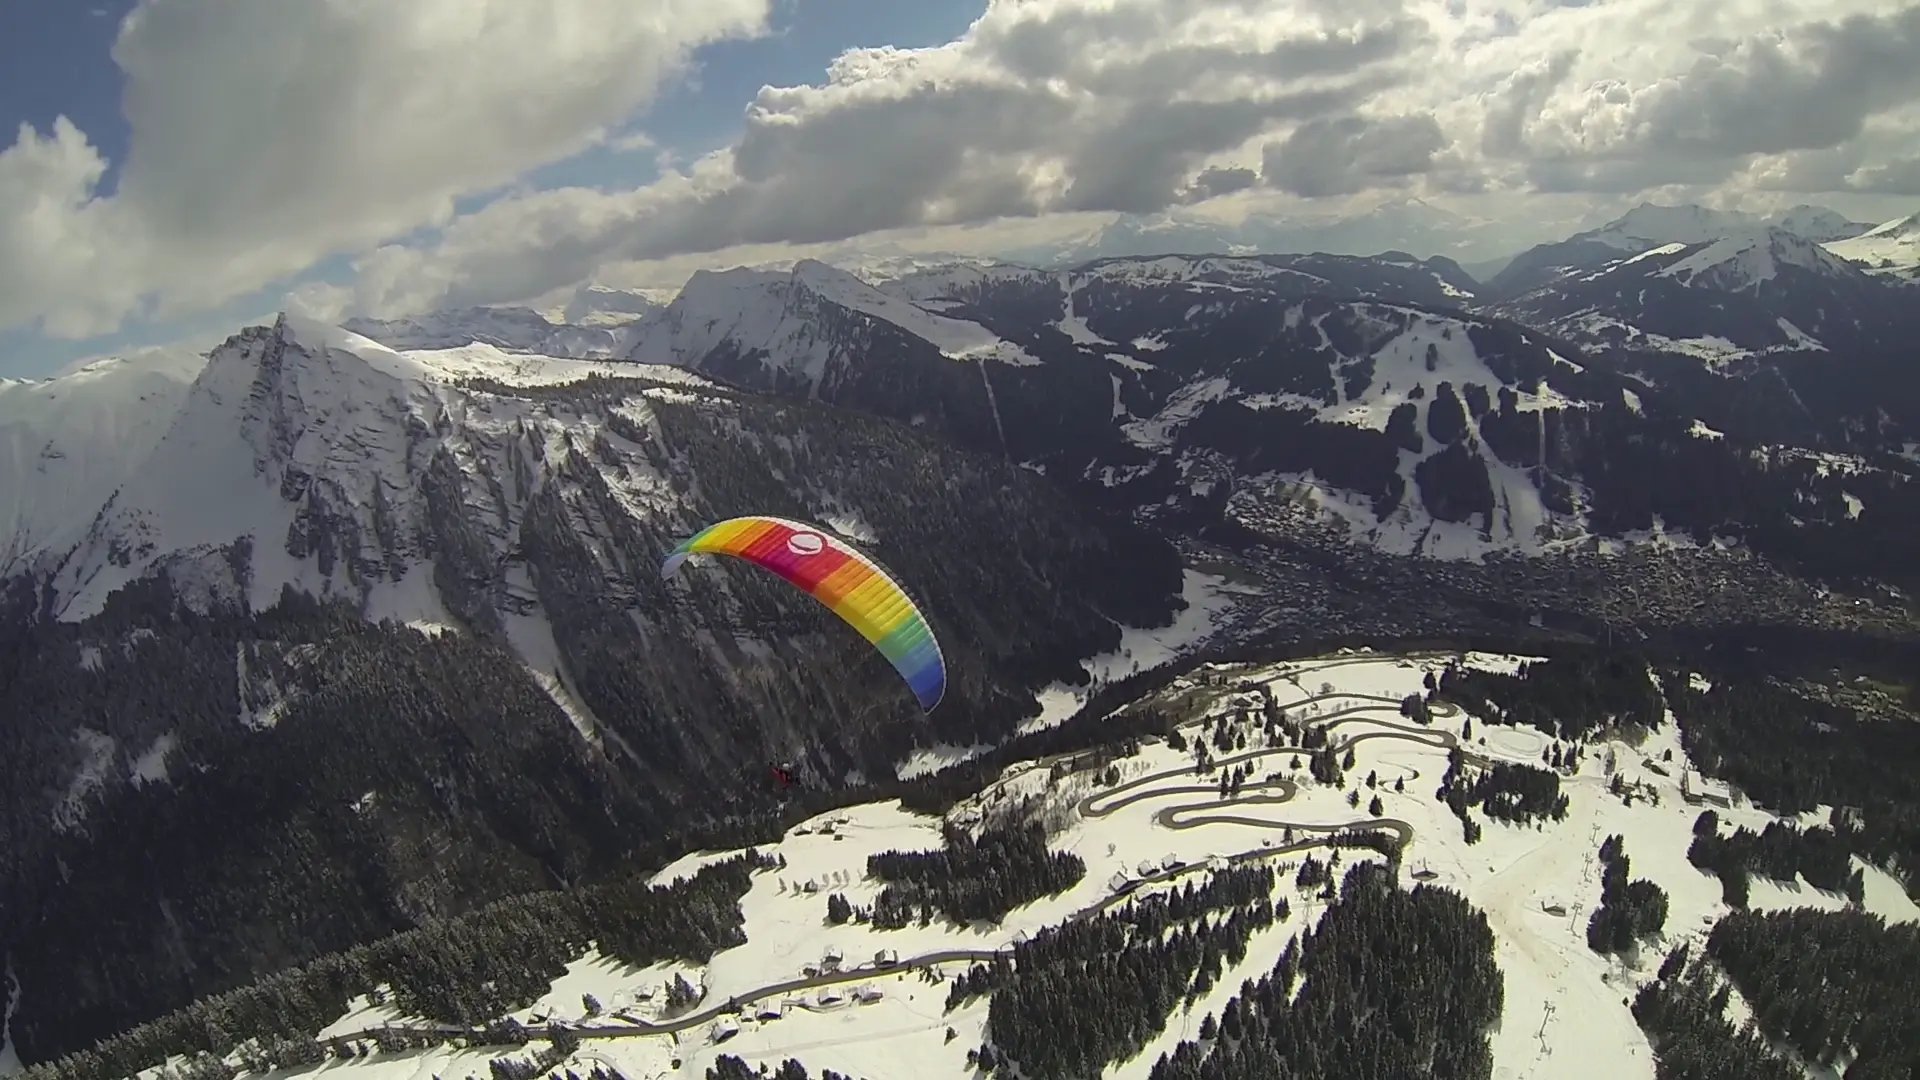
{"left": 1487, "top": 226, "right": 1903, "bottom": 362}
{"left": 626, "top": 251, "right": 1686, "bottom": 558}
{"left": 618, "top": 247, "right": 1920, "bottom": 562}
{"left": 340, "top": 305, "right": 562, "bottom": 353}
{"left": 43, "top": 317, "right": 681, "bottom": 620}
{"left": 1772, "top": 204, "right": 1875, "bottom": 244}
{"left": 626, "top": 260, "right": 1040, "bottom": 381}
{"left": 1482, "top": 203, "right": 1874, "bottom": 299}
{"left": 0, "top": 346, "right": 208, "bottom": 577}
{"left": 343, "top": 296, "right": 657, "bottom": 359}
{"left": 1828, "top": 212, "right": 1920, "bottom": 284}
{"left": 561, "top": 283, "right": 663, "bottom": 326}
{"left": 2, "top": 311, "right": 1192, "bottom": 1063}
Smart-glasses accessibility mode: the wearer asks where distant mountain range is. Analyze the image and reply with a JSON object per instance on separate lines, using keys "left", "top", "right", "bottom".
{"left": 4, "top": 199, "right": 1919, "bottom": 1072}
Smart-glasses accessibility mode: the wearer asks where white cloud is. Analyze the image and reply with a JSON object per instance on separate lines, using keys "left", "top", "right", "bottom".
{"left": 0, "top": 0, "right": 774, "bottom": 339}
{"left": 346, "top": 0, "right": 1920, "bottom": 317}
{"left": 8, "top": 0, "right": 1920, "bottom": 336}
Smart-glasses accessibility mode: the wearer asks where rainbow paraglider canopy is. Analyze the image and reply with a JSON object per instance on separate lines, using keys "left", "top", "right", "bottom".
{"left": 660, "top": 515, "right": 947, "bottom": 712}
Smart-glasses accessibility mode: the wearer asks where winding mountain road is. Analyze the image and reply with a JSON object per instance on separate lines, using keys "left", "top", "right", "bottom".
{"left": 333, "top": 655, "right": 1498, "bottom": 1049}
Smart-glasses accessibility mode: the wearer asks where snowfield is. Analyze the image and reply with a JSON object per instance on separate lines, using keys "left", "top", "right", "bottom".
{"left": 105, "top": 649, "right": 1915, "bottom": 1080}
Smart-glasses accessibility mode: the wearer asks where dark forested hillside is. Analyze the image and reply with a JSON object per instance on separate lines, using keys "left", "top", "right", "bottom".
{"left": 1148, "top": 861, "right": 1503, "bottom": 1080}
{"left": 1659, "top": 668, "right": 1920, "bottom": 896}
{"left": 1635, "top": 907, "right": 1920, "bottom": 1079}
{"left": 0, "top": 330, "right": 1187, "bottom": 1064}
{"left": 0, "top": 610, "right": 652, "bottom": 1061}
{"left": 13, "top": 853, "right": 774, "bottom": 1080}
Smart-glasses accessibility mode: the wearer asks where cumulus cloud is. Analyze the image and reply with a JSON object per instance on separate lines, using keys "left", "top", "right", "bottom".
{"left": 8, "top": 0, "right": 1920, "bottom": 335}
{"left": 349, "top": 0, "right": 1433, "bottom": 313}
{"left": 1476, "top": 2, "right": 1920, "bottom": 192}
{"left": 351, "top": 0, "right": 1920, "bottom": 317}
{"left": 1261, "top": 113, "right": 1447, "bottom": 197}
{"left": 0, "top": 0, "right": 773, "bottom": 338}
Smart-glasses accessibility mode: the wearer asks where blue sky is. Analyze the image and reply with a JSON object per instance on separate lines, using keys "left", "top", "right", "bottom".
{"left": 0, "top": 0, "right": 987, "bottom": 378}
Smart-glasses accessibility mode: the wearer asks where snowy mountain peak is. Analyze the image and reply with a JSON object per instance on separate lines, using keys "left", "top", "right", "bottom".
{"left": 560, "top": 283, "right": 661, "bottom": 327}
{"left": 45, "top": 314, "right": 704, "bottom": 622}
{"left": 1588, "top": 203, "right": 1760, "bottom": 249}
{"left": 1825, "top": 211, "right": 1920, "bottom": 285}
{"left": 626, "top": 258, "right": 1036, "bottom": 381}
{"left": 1865, "top": 211, "right": 1920, "bottom": 240}
{"left": 1651, "top": 226, "right": 1856, "bottom": 291}
{"left": 0, "top": 345, "right": 209, "bottom": 575}
{"left": 1768, "top": 204, "right": 1872, "bottom": 243}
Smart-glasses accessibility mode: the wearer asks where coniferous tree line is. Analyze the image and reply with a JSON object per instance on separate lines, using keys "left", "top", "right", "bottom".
{"left": 16, "top": 854, "right": 772, "bottom": 1080}
{"left": 866, "top": 821, "right": 1085, "bottom": 927}
{"left": 2, "top": 602, "right": 661, "bottom": 1064}
{"left": 1148, "top": 861, "right": 1503, "bottom": 1080}
{"left": 1631, "top": 946, "right": 1803, "bottom": 1080}
{"left": 1704, "top": 907, "right": 1920, "bottom": 1075}
{"left": 1686, "top": 810, "right": 1865, "bottom": 908}
{"left": 1432, "top": 651, "right": 1663, "bottom": 740}
{"left": 1436, "top": 752, "right": 1570, "bottom": 828}
{"left": 1584, "top": 835, "right": 1668, "bottom": 955}
{"left": 946, "top": 866, "right": 1283, "bottom": 1079}
{"left": 1658, "top": 669, "right": 1920, "bottom": 896}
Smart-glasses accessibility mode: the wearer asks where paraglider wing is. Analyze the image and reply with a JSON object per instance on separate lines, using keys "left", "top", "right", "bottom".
{"left": 660, "top": 515, "right": 947, "bottom": 712}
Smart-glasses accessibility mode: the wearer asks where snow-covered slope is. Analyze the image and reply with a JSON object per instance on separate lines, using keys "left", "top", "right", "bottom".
{"left": 561, "top": 284, "right": 662, "bottom": 327}
{"left": 1585, "top": 204, "right": 1762, "bottom": 250}
{"left": 1650, "top": 227, "right": 1857, "bottom": 290}
{"left": 1488, "top": 226, "right": 1911, "bottom": 363}
{"left": 157, "top": 651, "right": 1918, "bottom": 1080}
{"left": 1484, "top": 203, "right": 1869, "bottom": 300}
{"left": 0, "top": 346, "right": 207, "bottom": 575}
{"left": 625, "top": 259, "right": 1038, "bottom": 384}
{"left": 1771, "top": 204, "right": 1873, "bottom": 244}
{"left": 47, "top": 314, "right": 711, "bottom": 621}
{"left": 1827, "top": 212, "right": 1920, "bottom": 284}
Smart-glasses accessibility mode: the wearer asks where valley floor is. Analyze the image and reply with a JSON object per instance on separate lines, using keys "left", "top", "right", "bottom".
{"left": 105, "top": 651, "right": 1920, "bottom": 1080}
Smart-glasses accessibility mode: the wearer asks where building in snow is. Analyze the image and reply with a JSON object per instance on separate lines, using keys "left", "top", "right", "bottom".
{"left": 1160, "top": 854, "right": 1184, "bottom": 872}
{"left": 852, "top": 985, "right": 884, "bottom": 1004}
{"left": 873, "top": 948, "right": 900, "bottom": 967}
{"left": 1207, "top": 855, "right": 1230, "bottom": 872}
{"left": 755, "top": 1001, "right": 785, "bottom": 1021}
{"left": 710, "top": 1018, "right": 740, "bottom": 1043}
{"left": 1109, "top": 871, "right": 1131, "bottom": 892}
{"left": 821, "top": 945, "right": 844, "bottom": 971}
{"left": 816, "top": 987, "right": 846, "bottom": 1007}
{"left": 1137, "top": 859, "right": 1158, "bottom": 876}
{"left": 1680, "top": 769, "right": 1732, "bottom": 808}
